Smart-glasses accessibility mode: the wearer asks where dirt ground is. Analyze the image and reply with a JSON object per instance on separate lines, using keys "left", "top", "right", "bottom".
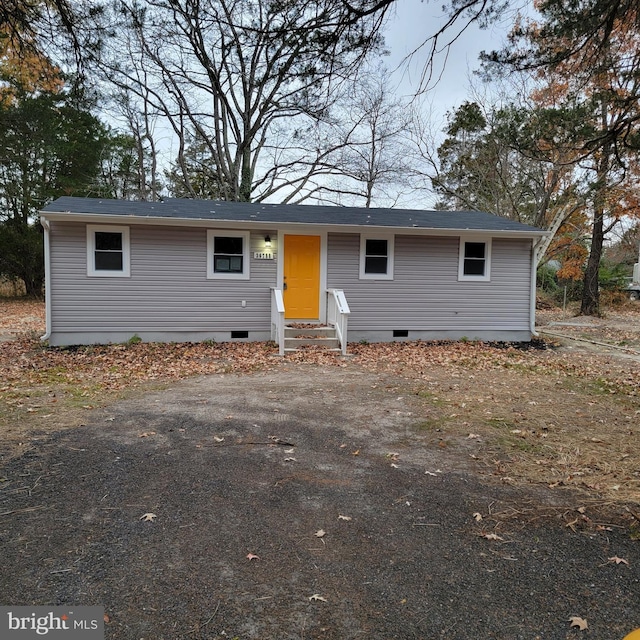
{"left": 1, "top": 300, "right": 640, "bottom": 639}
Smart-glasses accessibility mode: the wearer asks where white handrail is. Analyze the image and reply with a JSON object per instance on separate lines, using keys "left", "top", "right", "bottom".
{"left": 327, "top": 289, "right": 350, "bottom": 356}
{"left": 270, "top": 288, "right": 285, "bottom": 356}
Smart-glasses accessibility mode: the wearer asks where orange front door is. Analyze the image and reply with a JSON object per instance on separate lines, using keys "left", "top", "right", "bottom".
{"left": 283, "top": 235, "right": 321, "bottom": 319}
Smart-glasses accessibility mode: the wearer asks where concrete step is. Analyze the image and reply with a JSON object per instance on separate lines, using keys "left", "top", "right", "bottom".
{"left": 284, "top": 337, "right": 340, "bottom": 350}
{"left": 282, "top": 324, "right": 343, "bottom": 352}
{"left": 284, "top": 326, "right": 334, "bottom": 338}
{"left": 284, "top": 347, "right": 342, "bottom": 353}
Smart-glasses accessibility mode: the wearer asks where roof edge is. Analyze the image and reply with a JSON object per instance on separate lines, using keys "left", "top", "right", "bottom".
{"left": 40, "top": 210, "right": 549, "bottom": 237}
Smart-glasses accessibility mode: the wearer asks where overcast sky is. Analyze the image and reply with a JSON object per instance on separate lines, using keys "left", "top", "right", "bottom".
{"left": 384, "top": 0, "right": 514, "bottom": 125}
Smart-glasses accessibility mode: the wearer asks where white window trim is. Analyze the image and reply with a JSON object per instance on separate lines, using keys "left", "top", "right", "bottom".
{"left": 87, "top": 224, "right": 130, "bottom": 277}
{"left": 207, "top": 230, "right": 251, "bottom": 280}
{"left": 458, "top": 237, "right": 492, "bottom": 282}
{"left": 359, "top": 233, "right": 394, "bottom": 280}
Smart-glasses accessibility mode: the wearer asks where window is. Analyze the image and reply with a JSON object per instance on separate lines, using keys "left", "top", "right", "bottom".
{"left": 207, "top": 230, "right": 250, "bottom": 279}
{"left": 458, "top": 238, "right": 491, "bottom": 281}
{"left": 359, "top": 234, "right": 394, "bottom": 279}
{"left": 87, "top": 225, "right": 130, "bottom": 277}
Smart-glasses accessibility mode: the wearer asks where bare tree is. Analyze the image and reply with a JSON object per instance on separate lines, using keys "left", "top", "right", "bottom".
{"left": 90, "top": 0, "right": 389, "bottom": 202}
{"left": 315, "top": 67, "right": 414, "bottom": 207}
{"left": 109, "top": 88, "right": 162, "bottom": 201}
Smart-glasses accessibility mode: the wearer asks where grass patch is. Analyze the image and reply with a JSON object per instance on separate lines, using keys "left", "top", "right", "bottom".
{"left": 412, "top": 418, "right": 448, "bottom": 432}
{"left": 495, "top": 435, "right": 541, "bottom": 453}
{"left": 414, "top": 389, "right": 447, "bottom": 407}
{"left": 487, "top": 417, "right": 518, "bottom": 430}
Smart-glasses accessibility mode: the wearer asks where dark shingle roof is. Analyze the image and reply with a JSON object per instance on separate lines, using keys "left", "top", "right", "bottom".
{"left": 42, "top": 196, "right": 544, "bottom": 234}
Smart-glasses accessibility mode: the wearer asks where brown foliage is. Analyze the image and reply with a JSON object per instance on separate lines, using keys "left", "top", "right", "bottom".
{"left": 0, "top": 28, "right": 64, "bottom": 105}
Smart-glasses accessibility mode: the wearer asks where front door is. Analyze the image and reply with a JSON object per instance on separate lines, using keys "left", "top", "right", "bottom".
{"left": 283, "top": 234, "right": 321, "bottom": 319}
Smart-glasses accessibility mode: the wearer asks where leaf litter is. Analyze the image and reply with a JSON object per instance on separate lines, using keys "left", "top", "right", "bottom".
{"left": 1, "top": 301, "right": 640, "bottom": 504}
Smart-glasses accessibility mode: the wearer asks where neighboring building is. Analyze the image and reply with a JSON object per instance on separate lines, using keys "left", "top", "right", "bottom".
{"left": 40, "top": 197, "right": 547, "bottom": 350}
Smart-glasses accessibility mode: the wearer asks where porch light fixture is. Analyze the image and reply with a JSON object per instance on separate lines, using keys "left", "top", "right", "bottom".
{"left": 264, "top": 235, "right": 272, "bottom": 248}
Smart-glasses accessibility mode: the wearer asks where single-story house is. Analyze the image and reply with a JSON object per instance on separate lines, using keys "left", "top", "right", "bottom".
{"left": 40, "top": 196, "right": 547, "bottom": 352}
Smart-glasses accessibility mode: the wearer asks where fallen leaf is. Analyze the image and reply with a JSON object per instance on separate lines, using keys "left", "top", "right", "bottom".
{"left": 565, "top": 518, "right": 579, "bottom": 531}
{"left": 608, "top": 556, "right": 629, "bottom": 565}
{"left": 482, "top": 533, "right": 504, "bottom": 541}
{"left": 352, "top": 449, "right": 360, "bottom": 456}
{"left": 467, "top": 433, "right": 480, "bottom": 439}
{"left": 473, "top": 512, "right": 483, "bottom": 522}
{"left": 138, "top": 431, "right": 156, "bottom": 438}
{"left": 284, "top": 457, "right": 297, "bottom": 462}
{"left": 569, "top": 616, "right": 588, "bottom": 630}
{"left": 315, "top": 529, "right": 326, "bottom": 538}
{"left": 308, "top": 594, "right": 327, "bottom": 602}
{"left": 103, "top": 614, "right": 110, "bottom": 624}
{"left": 338, "top": 515, "right": 352, "bottom": 521}
{"left": 390, "top": 463, "right": 399, "bottom": 468}
{"left": 140, "top": 513, "right": 157, "bottom": 522}
{"left": 246, "top": 553, "right": 260, "bottom": 561}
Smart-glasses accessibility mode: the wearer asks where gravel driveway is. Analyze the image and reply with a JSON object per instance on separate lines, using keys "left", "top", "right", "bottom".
{"left": 1, "top": 363, "right": 639, "bottom": 639}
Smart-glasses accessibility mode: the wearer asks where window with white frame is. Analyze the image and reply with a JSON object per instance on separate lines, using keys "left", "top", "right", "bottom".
{"left": 87, "top": 225, "right": 130, "bottom": 277}
{"left": 458, "top": 238, "right": 491, "bottom": 281}
{"left": 207, "top": 230, "right": 250, "bottom": 279}
{"left": 359, "top": 234, "right": 394, "bottom": 280}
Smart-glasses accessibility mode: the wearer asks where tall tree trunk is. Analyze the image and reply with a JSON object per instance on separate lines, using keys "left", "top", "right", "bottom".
{"left": 239, "top": 146, "right": 252, "bottom": 202}
{"left": 580, "top": 104, "right": 611, "bottom": 317}
{"left": 580, "top": 203, "right": 604, "bottom": 315}
{"left": 23, "top": 274, "right": 43, "bottom": 297}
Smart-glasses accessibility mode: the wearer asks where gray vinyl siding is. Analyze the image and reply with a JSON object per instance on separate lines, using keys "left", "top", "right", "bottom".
{"left": 327, "top": 233, "right": 532, "bottom": 332}
{"left": 47, "top": 222, "right": 534, "bottom": 345}
{"left": 49, "top": 222, "right": 276, "bottom": 340}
